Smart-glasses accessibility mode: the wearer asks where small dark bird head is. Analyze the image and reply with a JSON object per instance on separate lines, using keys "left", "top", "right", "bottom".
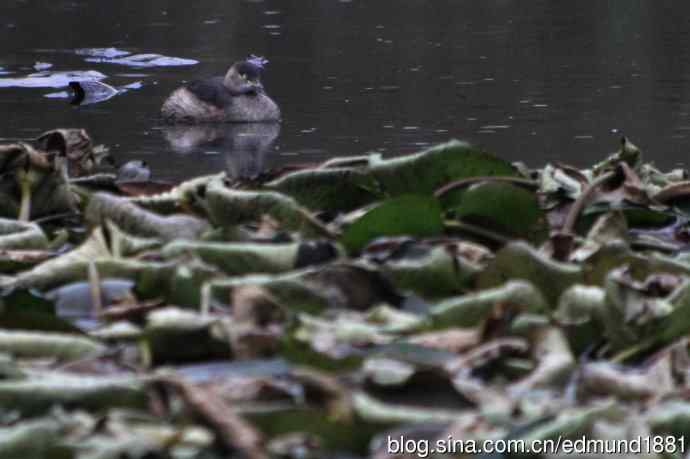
{"left": 224, "top": 55, "right": 269, "bottom": 95}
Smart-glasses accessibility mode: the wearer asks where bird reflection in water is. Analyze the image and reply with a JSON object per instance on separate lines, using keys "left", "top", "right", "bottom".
{"left": 160, "top": 123, "right": 280, "bottom": 179}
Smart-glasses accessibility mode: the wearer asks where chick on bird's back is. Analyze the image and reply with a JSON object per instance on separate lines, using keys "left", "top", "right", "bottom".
{"left": 161, "top": 55, "right": 280, "bottom": 124}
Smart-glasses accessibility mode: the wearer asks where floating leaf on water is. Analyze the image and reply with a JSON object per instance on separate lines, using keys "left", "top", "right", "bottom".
{"left": 653, "top": 180, "right": 690, "bottom": 204}
{"left": 593, "top": 136, "right": 642, "bottom": 174}
{"left": 33, "top": 62, "right": 52, "bottom": 71}
{"left": 582, "top": 240, "right": 690, "bottom": 290}
{"left": 209, "top": 262, "right": 402, "bottom": 317}
{"left": 162, "top": 240, "right": 338, "bottom": 275}
{"left": 0, "top": 371, "right": 146, "bottom": 415}
{"left": 74, "top": 47, "right": 131, "bottom": 58}
{"left": 67, "top": 80, "right": 143, "bottom": 106}
{"left": 0, "top": 70, "right": 106, "bottom": 88}
{"left": 0, "top": 329, "right": 105, "bottom": 361}
{"left": 513, "top": 402, "right": 616, "bottom": 448}
{"left": 0, "top": 288, "right": 81, "bottom": 333}
{"left": 128, "top": 173, "right": 223, "bottom": 214}
{"left": 0, "top": 142, "right": 76, "bottom": 220}
{"left": 115, "top": 180, "right": 175, "bottom": 197}
{"left": 370, "top": 140, "right": 518, "bottom": 197}
{"left": 539, "top": 164, "right": 588, "bottom": 199}
{"left": 647, "top": 400, "right": 690, "bottom": 438}
{"left": 508, "top": 326, "right": 575, "bottom": 396}
{"left": 268, "top": 140, "right": 516, "bottom": 212}
{"left": 601, "top": 268, "right": 682, "bottom": 353}
{"left": 445, "top": 181, "right": 546, "bottom": 242}
{"left": 0, "top": 219, "right": 48, "bottom": 250}
{"left": 85, "top": 193, "right": 210, "bottom": 242}
{"left": 429, "top": 280, "right": 546, "bottom": 328}
{"left": 5, "top": 227, "right": 175, "bottom": 292}
{"left": 284, "top": 311, "right": 397, "bottom": 370}
{"left": 144, "top": 307, "right": 231, "bottom": 364}
{"left": 0, "top": 417, "right": 67, "bottom": 457}
{"left": 363, "top": 357, "right": 416, "bottom": 386}
{"left": 68, "top": 80, "right": 119, "bottom": 105}
{"left": 407, "top": 328, "right": 479, "bottom": 353}
{"left": 201, "top": 177, "right": 334, "bottom": 238}
{"left": 580, "top": 356, "right": 674, "bottom": 400}
{"left": 159, "top": 376, "right": 267, "bottom": 458}
{"left": 652, "top": 181, "right": 690, "bottom": 224}
{"left": 638, "top": 279, "right": 690, "bottom": 354}
{"left": 379, "top": 243, "right": 480, "bottom": 298}
{"left": 554, "top": 284, "right": 606, "bottom": 326}
{"left": 1, "top": 134, "right": 690, "bottom": 455}
{"left": 303, "top": 262, "right": 404, "bottom": 310}
{"left": 42, "top": 90, "right": 70, "bottom": 99}
{"left": 84, "top": 53, "right": 199, "bottom": 68}
{"left": 34, "top": 128, "right": 109, "bottom": 177}
{"left": 266, "top": 167, "right": 380, "bottom": 212}
{"left": 477, "top": 241, "right": 583, "bottom": 306}
{"left": 352, "top": 391, "right": 466, "bottom": 424}
{"left": 0, "top": 249, "right": 55, "bottom": 274}
{"left": 567, "top": 211, "right": 629, "bottom": 262}
{"left": 341, "top": 195, "right": 444, "bottom": 253}
{"left": 582, "top": 202, "right": 674, "bottom": 231}
{"left": 121, "top": 81, "right": 143, "bottom": 89}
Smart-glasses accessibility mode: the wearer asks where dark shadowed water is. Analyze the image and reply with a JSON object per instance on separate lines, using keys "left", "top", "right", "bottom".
{"left": 2, "top": 1, "right": 690, "bottom": 181}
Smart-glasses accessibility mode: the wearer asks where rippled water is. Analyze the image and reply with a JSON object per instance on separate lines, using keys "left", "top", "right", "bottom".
{"left": 2, "top": 1, "right": 690, "bottom": 181}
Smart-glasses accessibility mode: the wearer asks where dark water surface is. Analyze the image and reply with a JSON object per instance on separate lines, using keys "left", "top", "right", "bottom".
{"left": 2, "top": 1, "right": 690, "bottom": 181}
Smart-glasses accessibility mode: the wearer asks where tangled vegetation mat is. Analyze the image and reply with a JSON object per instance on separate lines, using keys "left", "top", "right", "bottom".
{"left": 0, "top": 131, "right": 689, "bottom": 458}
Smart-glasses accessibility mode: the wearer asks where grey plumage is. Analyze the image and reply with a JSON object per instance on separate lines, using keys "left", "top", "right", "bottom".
{"left": 161, "top": 56, "right": 280, "bottom": 124}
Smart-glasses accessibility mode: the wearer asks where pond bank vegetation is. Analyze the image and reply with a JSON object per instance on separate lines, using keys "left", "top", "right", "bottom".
{"left": 0, "top": 131, "right": 688, "bottom": 457}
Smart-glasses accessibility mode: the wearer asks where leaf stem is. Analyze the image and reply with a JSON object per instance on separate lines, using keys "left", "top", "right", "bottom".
{"left": 562, "top": 171, "right": 616, "bottom": 235}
